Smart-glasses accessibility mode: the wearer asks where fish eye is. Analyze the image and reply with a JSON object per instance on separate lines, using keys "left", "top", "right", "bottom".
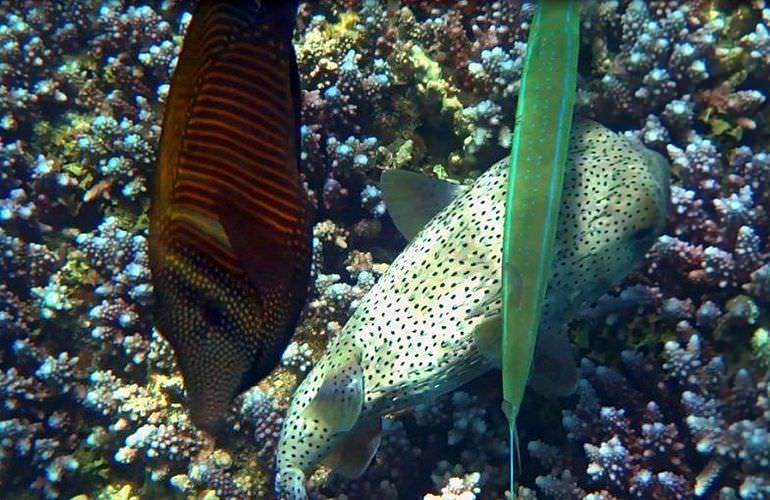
{"left": 202, "top": 299, "right": 225, "bottom": 328}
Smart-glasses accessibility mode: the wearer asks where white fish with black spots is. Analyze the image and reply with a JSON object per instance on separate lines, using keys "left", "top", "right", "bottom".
{"left": 274, "top": 119, "right": 670, "bottom": 499}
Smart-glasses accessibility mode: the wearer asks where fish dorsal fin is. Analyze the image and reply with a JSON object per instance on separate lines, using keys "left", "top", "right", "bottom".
{"left": 381, "top": 170, "right": 466, "bottom": 240}
{"left": 472, "top": 315, "right": 502, "bottom": 367}
{"left": 304, "top": 352, "right": 364, "bottom": 433}
{"left": 322, "top": 416, "right": 382, "bottom": 479}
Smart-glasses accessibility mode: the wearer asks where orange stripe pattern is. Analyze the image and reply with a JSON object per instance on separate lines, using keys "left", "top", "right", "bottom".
{"left": 157, "top": 1, "right": 306, "bottom": 276}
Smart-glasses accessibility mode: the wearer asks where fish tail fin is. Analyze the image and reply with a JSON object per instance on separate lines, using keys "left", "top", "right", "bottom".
{"left": 506, "top": 419, "right": 523, "bottom": 500}
{"left": 508, "top": 419, "right": 516, "bottom": 499}
{"left": 515, "top": 426, "right": 523, "bottom": 486}
{"left": 275, "top": 466, "right": 307, "bottom": 500}
{"left": 529, "top": 323, "right": 578, "bottom": 397}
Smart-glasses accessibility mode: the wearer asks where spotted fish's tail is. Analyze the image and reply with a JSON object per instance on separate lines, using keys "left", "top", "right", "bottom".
{"left": 275, "top": 467, "right": 308, "bottom": 500}
{"left": 275, "top": 342, "right": 383, "bottom": 498}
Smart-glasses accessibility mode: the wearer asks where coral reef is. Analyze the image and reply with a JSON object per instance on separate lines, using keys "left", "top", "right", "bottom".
{"left": 0, "top": 0, "right": 769, "bottom": 498}
{"left": 529, "top": 337, "right": 770, "bottom": 499}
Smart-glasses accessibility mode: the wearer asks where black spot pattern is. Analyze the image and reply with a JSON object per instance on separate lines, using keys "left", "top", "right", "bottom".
{"left": 275, "top": 119, "right": 670, "bottom": 498}
{"left": 542, "top": 119, "right": 669, "bottom": 321}
{"left": 154, "top": 243, "right": 269, "bottom": 433}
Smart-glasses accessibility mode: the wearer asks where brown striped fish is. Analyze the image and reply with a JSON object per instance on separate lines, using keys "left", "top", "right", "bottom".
{"left": 148, "top": 0, "right": 311, "bottom": 434}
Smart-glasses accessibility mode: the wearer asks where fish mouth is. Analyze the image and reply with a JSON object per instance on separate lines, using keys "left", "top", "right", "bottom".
{"left": 188, "top": 395, "right": 227, "bottom": 436}
{"left": 661, "top": 167, "right": 673, "bottom": 220}
{"left": 647, "top": 149, "right": 672, "bottom": 217}
{"left": 183, "top": 370, "right": 238, "bottom": 436}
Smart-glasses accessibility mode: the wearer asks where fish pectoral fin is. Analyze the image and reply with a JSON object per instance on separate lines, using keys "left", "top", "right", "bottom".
{"left": 216, "top": 187, "right": 304, "bottom": 292}
{"left": 380, "top": 169, "right": 466, "bottom": 240}
{"left": 472, "top": 315, "right": 502, "bottom": 366}
{"left": 304, "top": 354, "right": 364, "bottom": 434}
{"left": 322, "top": 416, "right": 382, "bottom": 479}
{"left": 528, "top": 323, "right": 578, "bottom": 397}
{"left": 474, "top": 316, "right": 577, "bottom": 396}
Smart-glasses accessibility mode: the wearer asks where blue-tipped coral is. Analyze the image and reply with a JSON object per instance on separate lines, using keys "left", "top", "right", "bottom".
{"left": 529, "top": 334, "right": 770, "bottom": 499}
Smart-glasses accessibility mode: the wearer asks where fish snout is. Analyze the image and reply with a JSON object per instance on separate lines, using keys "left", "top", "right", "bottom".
{"left": 177, "top": 331, "right": 257, "bottom": 435}
{"left": 649, "top": 154, "right": 672, "bottom": 240}
{"left": 646, "top": 149, "right": 672, "bottom": 218}
{"left": 189, "top": 402, "right": 225, "bottom": 436}
{"left": 183, "top": 368, "right": 240, "bottom": 436}
{"left": 627, "top": 148, "right": 672, "bottom": 239}
{"left": 661, "top": 163, "right": 673, "bottom": 220}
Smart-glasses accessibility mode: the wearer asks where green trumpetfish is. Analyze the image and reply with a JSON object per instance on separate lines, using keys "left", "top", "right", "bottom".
{"left": 149, "top": 0, "right": 311, "bottom": 434}
{"left": 501, "top": 2, "right": 580, "bottom": 494}
{"left": 274, "top": 119, "right": 670, "bottom": 499}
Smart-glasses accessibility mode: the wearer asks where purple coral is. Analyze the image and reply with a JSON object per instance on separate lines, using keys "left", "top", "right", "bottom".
{"left": 529, "top": 335, "right": 770, "bottom": 499}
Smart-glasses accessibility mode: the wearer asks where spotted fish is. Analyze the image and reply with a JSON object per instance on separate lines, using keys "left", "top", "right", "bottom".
{"left": 148, "top": 0, "right": 311, "bottom": 434}
{"left": 273, "top": 119, "right": 670, "bottom": 498}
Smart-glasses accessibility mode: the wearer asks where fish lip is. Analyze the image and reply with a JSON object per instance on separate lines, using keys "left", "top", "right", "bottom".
{"left": 654, "top": 151, "right": 672, "bottom": 215}
{"left": 185, "top": 381, "right": 230, "bottom": 436}
{"left": 189, "top": 404, "right": 225, "bottom": 436}
{"left": 663, "top": 175, "right": 674, "bottom": 218}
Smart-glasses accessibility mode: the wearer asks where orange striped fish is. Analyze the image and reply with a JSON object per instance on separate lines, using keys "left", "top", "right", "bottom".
{"left": 149, "top": 0, "right": 311, "bottom": 434}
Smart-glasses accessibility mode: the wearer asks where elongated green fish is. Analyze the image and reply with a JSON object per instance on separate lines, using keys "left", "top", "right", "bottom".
{"left": 149, "top": 0, "right": 311, "bottom": 434}
{"left": 274, "top": 119, "right": 670, "bottom": 499}
{"left": 502, "top": 0, "right": 580, "bottom": 448}
{"left": 501, "top": 3, "right": 580, "bottom": 493}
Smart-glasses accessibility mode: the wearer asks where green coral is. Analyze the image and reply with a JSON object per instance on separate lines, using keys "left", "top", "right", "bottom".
{"left": 386, "top": 42, "right": 476, "bottom": 173}
{"left": 90, "top": 483, "right": 141, "bottom": 500}
{"left": 431, "top": 163, "right": 450, "bottom": 180}
{"left": 752, "top": 327, "right": 770, "bottom": 370}
{"left": 710, "top": 5, "right": 754, "bottom": 75}
{"left": 296, "top": 11, "right": 362, "bottom": 86}
{"left": 408, "top": 44, "right": 464, "bottom": 122}
{"left": 697, "top": 71, "right": 752, "bottom": 143}
{"left": 103, "top": 206, "right": 149, "bottom": 234}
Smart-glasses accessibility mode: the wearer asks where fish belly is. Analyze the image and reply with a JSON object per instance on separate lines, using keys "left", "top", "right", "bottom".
{"left": 357, "top": 167, "right": 508, "bottom": 414}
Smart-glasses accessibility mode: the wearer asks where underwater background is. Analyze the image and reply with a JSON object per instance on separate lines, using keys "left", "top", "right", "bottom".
{"left": 0, "top": 0, "right": 769, "bottom": 498}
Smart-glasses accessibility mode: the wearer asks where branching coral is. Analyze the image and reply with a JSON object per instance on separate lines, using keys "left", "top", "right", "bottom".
{"left": 529, "top": 334, "right": 770, "bottom": 498}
